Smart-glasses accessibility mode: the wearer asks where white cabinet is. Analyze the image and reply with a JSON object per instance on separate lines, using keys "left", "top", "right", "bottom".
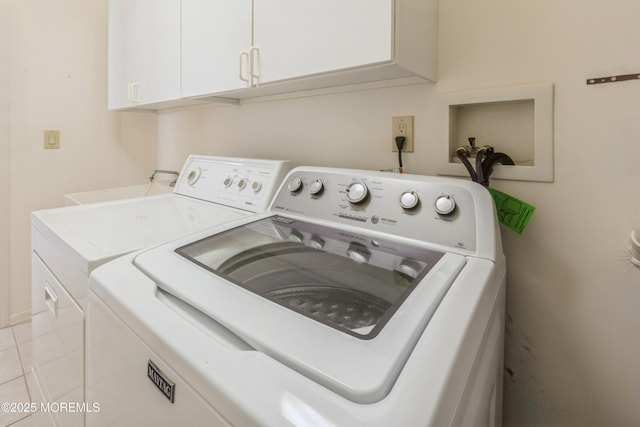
{"left": 252, "top": 0, "right": 392, "bottom": 85}
{"left": 186, "top": 0, "right": 436, "bottom": 99}
{"left": 181, "top": 0, "right": 252, "bottom": 97}
{"left": 108, "top": 0, "right": 181, "bottom": 109}
{"left": 109, "top": 0, "right": 436, "bottom": 109}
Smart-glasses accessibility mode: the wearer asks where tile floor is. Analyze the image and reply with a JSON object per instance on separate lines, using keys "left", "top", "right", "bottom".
{"left": 0, "top": 321, "right": 52, "bottom": 427}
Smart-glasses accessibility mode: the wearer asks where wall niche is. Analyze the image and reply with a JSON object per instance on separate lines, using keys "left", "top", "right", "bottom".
{"left": 437, "top": 83, "right": 554, "bottom": 183}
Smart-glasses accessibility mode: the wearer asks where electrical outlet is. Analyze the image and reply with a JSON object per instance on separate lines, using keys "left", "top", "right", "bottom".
{"left": 392, "top": 116, "right": 414, "bottom": 152}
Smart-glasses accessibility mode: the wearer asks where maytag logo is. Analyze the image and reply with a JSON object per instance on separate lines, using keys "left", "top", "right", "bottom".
{"left": 147, "top": 360, "right": 175, "bottom": 403}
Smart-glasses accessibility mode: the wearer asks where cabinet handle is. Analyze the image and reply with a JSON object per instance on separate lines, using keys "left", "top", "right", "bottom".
{"left": 249, "top": 46, "right": 260, "bottom": 84}
{"left": 239, "top": 51, "right": 250, "bottom": 83}
{"left": 127, "top": 82, "right": 140, "bottom": 103}
{"left": 44, "top": 283, "right": 58, "bottom": 319}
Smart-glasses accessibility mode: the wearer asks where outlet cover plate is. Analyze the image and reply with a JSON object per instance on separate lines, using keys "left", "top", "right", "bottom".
{"left": 392, "top": 116, "right": 414, "bottom": 152}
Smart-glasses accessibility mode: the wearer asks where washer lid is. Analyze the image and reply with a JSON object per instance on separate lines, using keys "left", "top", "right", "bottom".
{"left": 174, "top": 215, "right": 444, "bottom": 340}
{"left": 32, "top": 194, "right": 249, "bottom": 268}
{"left": 134, "top": 215, "right": 468, "bottom": 404}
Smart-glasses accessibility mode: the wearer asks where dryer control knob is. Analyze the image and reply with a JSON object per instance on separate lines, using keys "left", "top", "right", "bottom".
{"left": 237, "top": 178, "right": 248, "bottom": 190}
{"left": 251, "top": 180, "right": 262, "bottom": 192}
{"left": 223, "top": 175, "right": 234, "bottom": 188}
{"left": 187, "top": 168, "right": 202, "bottom": 185}
{"left": 309, "top": 179, "right": 324, "bottom": 195}
{"left": 434, "top": 195, "right": 456, "bottom": 215}
{"left": 346, "top": 181, "right": 369, "bottom": 204}
{"left": 400, "top": 191, "right": 420, "bottom": 210}
{"left": 288, "top": 176, "right": 303, "bottom": 193}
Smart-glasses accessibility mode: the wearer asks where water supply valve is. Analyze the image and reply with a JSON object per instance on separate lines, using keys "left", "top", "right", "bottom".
{"left": 456, "top": 137, "right": 483, "bottom": 158}
{"left": 455, "top": 138, "right": 515, "bottom": 187}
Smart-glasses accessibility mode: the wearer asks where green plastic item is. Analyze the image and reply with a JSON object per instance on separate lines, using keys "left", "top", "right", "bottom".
{"left": 487, "top": 187, "right": 535, "bottom": 234}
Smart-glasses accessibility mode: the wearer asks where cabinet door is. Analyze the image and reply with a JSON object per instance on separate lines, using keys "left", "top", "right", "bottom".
{"left": 182, "top": 0, "right": 252, "bottom": 97}
{"left": 253, "top": 0, "right": 393, "bottom": 85}
{"left": 108, "top": 0, "right": 181, "bottom": 109}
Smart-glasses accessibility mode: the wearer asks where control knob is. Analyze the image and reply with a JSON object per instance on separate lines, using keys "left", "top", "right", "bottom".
{"left": 346, "top": 181, "right": 369, "bottom": 204}
{"left": 237, "top": 178, "right": 248, "bottom": 190}
{"left": 288, "top": 176, "right": 303, "bottom": 193}
{"left": 434, "top": 195, "right": 456, "bottom": 215}
{"left": 223, "top": 175, "right": 234, "bottom": 188}
{"left": 251, "top": 180, "right": 262, "bottom": 192}
{"left": 309, "top": 179, "right": 324, "bottom": 195}
{"left": 399, "top": 191, "right": 419, "bottom": 210}
{"left": 187, "top": 168, "right": 202, "bottom": 185}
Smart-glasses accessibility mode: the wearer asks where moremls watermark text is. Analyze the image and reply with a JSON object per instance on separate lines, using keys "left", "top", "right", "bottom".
{"left": 1, "top": 401, "right": 101, "bottom": 414}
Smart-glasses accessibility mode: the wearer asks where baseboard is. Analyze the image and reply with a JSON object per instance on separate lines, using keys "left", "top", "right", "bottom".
{"left": 10, "top": 309, "right": 31, "bottom": 326}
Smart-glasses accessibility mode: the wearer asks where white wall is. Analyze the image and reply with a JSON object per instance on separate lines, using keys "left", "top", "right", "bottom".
{"left": 155, "top": 84, "right": 435, "bottom": 172}
{"left": 3, "top": 0, "right": 157, "bottom": 325}
{"left": 0, "top": 0, "right": 11, "bottom": 326}
{"left": 155, "top": 1, "right": 640, "bottom": 425}
{"left": 439, "top": 2, "right": 640, "bottom": 425}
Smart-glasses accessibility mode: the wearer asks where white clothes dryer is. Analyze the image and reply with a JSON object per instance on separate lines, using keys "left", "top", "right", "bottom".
{"left": 30, "top": 155, "right": 291, "bottom": 427}
{"left": 86, "top": 167, "right": 506, "bottom": 427}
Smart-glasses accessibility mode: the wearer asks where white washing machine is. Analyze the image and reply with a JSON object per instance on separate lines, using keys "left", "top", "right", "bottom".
{"left": 30, "top": 155, "right": 291, "bottom": 427}
{"left": 87, "top": 167, "right": 506, "bottom": 427}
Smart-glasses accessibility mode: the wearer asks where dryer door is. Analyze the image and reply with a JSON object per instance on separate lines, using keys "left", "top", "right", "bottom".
{"left": 31, "top": 253, "right": 84, "bottom": 426}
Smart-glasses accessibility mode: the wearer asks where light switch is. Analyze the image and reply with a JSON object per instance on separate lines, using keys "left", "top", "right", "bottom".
{"left": 44, "top": 130, "right": 60, "bottom": 149}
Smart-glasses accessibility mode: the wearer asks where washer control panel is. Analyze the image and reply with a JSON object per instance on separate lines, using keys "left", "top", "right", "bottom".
{"left": 270, "top": 167, "right": 498, "bottom": 256}
{"left": 174, "top": 156, "right": 291, "bottom": 213}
